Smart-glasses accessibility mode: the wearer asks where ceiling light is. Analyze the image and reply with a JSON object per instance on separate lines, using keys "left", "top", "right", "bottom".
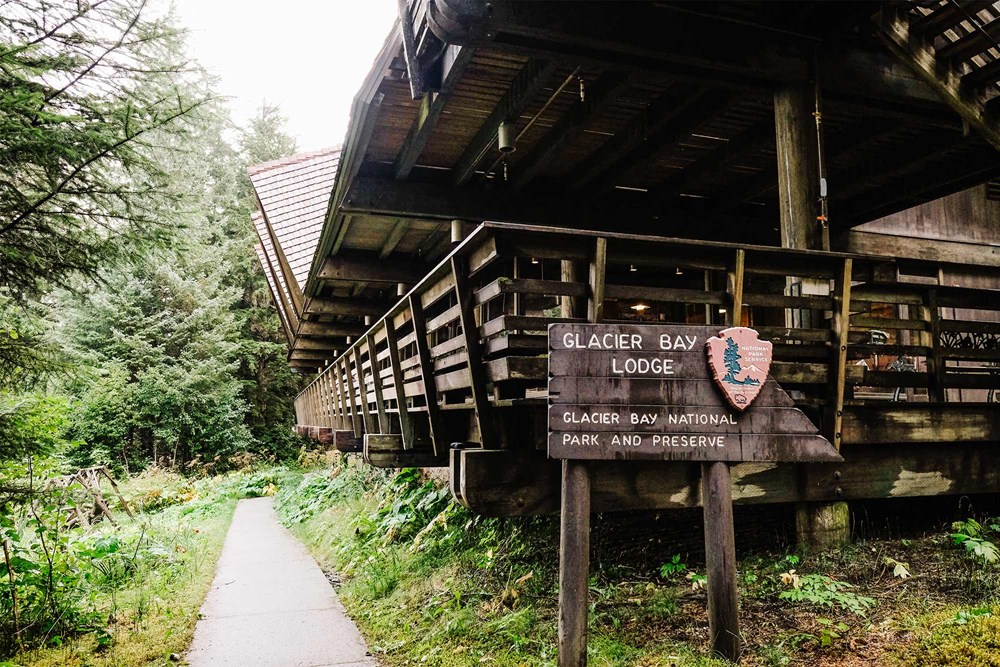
{"left": 531, "top": 257, "right": 539, "bottom": 265}
{"left": 675, "top": 268, "right": 683, "bottom": 276}
{"left": 629, "top": 264, "right": 637, "bottom": 272}
{"left": 631, "top": 303, "right": 650, "bottom": 312}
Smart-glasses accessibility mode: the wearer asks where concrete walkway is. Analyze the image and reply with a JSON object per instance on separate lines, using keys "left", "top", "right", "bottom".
{"left": 186, "top": 497, "right": 375, "bottom": 667}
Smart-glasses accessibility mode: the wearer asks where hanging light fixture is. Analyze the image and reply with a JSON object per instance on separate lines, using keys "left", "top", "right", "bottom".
{"left": 497, "top": 120, "right": 516, "bottom": 153}
{"left": 631, "top": 303, "right": 650, "bottom": 312}
{"left": 675, "top": 267, "right": 684, "bottom": 276}
{"left": 629, "top": 264, "right": 637, "bottom": 272}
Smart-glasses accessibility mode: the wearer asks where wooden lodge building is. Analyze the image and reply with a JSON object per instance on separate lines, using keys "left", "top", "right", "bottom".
{"left": 251, "top": 1, "right": 1000, "bottom": 546}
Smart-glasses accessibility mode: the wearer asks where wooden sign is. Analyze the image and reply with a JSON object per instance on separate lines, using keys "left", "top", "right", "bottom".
{"left": 548, "top": 323, "right": 841, "bottom": 463}
{"left": 549, "top": 323, "right": 842, "bottom": 667}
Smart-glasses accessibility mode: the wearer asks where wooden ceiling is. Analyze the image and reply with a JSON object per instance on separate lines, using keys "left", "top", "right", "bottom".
{"left": 273, "top": 0, "right": 1000, "bottom": 370}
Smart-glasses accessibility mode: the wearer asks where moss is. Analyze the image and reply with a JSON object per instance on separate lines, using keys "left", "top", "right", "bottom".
{"left": 892, "top": 608, "right": 1000, "bottom": 667}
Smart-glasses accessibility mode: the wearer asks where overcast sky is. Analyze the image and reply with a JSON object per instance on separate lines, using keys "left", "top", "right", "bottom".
{"left": 172, "top": 0, "right": 398, "bottom": 151}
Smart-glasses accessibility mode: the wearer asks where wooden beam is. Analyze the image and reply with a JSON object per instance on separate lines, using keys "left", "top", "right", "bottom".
{"left": 838, "top": 144, "right": 1000, "bottom": 223}
{"left": 566, "top": 83, "right": 703, "bottom": 193}
{"left": 379, "top": 219, "right": 408, "bottom": 259}
{"left": 589, "top": 89, "right": 734, "bottom": 194}
{"left": 648, "top": 117, "right": 774, "bottom": 201}
{"left": 878, "top": 8, "right": 1000, "bottom": 151}
{"left": 364, "top": 434, "right": 448, "bottom": 468}
{"left": 317, "top": 255, "right": 428, "bottom": 283}
{"left": 293, "top": 338, "right": 346, "bottom": 352}
{"left": 456, "top": 442, "right": 1000, "bottom": 516}
{"left": 453, "top": 58, "right": 557, "bottom": 185}
{"left": 911, "top": 0, "right": 995, "bottom": 36}
{"left": 710, "top": 117, "right": 896, "bottom": 213}
{"left": 329, "top": 215, "right": 353, "bottom": 257}
{"left": 289, "top": 351, "right": 334, "bottom": 362}
{"left": 937, "top": 18, "right": 1000, "bottom": 62}
{"left": 510, "top": 71, "right": 630, "bottom": 190}
{"left": 305, "top": 296, "right": 395, "bottom": 317}
{"left": 296, "top": 321, "right": 367, "bottom": 338}
{"left": 443, "top": 1, "right": 811, "bottom": 87}
{"left": 393, "top": 45, "right": 474, "bottom": 180}
{"left": 844, "top": 230, "right": 1000, "bottom": 268}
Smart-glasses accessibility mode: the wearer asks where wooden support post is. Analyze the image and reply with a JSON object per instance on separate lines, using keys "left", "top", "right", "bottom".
{"left": 326, "top": 371, "right": 336, "bottom": 430}
{"left": 728, "top": 249, "right": 745, "bottom": 325}
{"left": 409, "top": 294, "right": 445, "bottom": 454}
{"left": 557, "top": 237, "right": 607, "bottom": 666}
{"left": 927, "top": 289, "right": 945, "bottom": 402}
{"left": 774, "top": 82, "right": 822, "bottom": 252}
{"left": 384, "top": 316, "right": 415, "bottom": 448}
{"left": 336, "top": 361, "right": 349, "bottom": 430}
{"left": 697, "top": 249, "right": 744, "bottom": 662}
{"left": 587, "top": 238, "right": 607, "bottom": 324}
{"left": 561, "top": 260, "right": 581, "bottom": 318}
{"left": 452, "top": 255, "right": 498, "bottom": 449}
{"left": 353, "top": 346, "right": 375, "bottom": 435}
{"left": 828, "top": 258, "right": 853, "bottom": 450}
{"left": 558, "top": 460, "right": 590, "bottom": 667}
{"left": 367, "top": 333, "right": 391, "bottom": 433}
{"left": 513, "top": 256, "right": 523, "bottom": 319}
{"left": 777, "top": 81, "right": 848, "bottom": 550}
{"left": 702, "top": 461, "right": 741, "bottom": 661}
{"left": 339, "top": 360, "right": 358, "bottom": 437}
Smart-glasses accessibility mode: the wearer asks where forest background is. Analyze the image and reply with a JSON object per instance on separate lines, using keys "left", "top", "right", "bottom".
{"left": 0, "top": 0, "right": 309, "bottom": 493}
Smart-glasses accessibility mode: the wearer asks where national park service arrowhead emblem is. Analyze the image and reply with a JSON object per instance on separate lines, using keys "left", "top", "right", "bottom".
{"left": 706, "top": 327, "right": 773, "bottom": 411}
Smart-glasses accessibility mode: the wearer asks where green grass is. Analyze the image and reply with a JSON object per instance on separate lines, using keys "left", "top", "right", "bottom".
{"left": 275, "top": 458, "right": 731, "bottom": 667}
{"left": 4, "top": 466, "right": 300, "bottom": 667}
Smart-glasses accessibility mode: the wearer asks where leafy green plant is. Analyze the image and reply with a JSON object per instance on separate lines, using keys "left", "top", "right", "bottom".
{"left": 778, "top": 573, "right": 874, "bottom": 616}
{"left": 950, "top": 518, "right": 1000, "bottom": 563}
{"left": 659, "top": 553, "right": 687, "bottom": 578}
{"left": 815, "top": 617, "right": 850, "bottom": 648}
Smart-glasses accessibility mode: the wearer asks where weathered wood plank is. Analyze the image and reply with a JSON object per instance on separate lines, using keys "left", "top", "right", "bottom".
{"left": 456, "top": 443, "right": 1000, "bottom": 516}
{"left": 548, "top": 432, "right": 839, "bottom": 462}
{"left": 549, "top": 377, "right": 795, "bottom": 408}
{"left": 557, "top": 460, "right": 590, "bottom": 667}
{"left": 842, "top": 405, "right": 1000, "bottom": 444}
{"left": 334, "top": 430, "right": 363, "bottom": 453}
{"left": 318, "top": 256, "right": 429, "bottom": 283}
{"left": 409, "top": 294, "right": 445, "bottom": 455}
{"left": 452, "top": 255, "right": 498, "bottom": 448}
{"left": 364, "top": 433, "right": 448, "bottom": 468}
{"left": 353, "top": 346, "right": 375, "bottom": 435}
{"left": 366, "top": 333, "right": 391, "bottom": 433}
{"left": 474, "top": 277, "right": 588, "bottom": 305}
{"left": 589, "top": 237, "right": 607, "bottom": 324}
{"left": 384, "top": 316, "right": 415, "bottom": 449}
{"left": 702, "top": 461, "right": 740, "bottom": 662}
{"left": 453, "top": 58, "right": 557, "bottom": 185}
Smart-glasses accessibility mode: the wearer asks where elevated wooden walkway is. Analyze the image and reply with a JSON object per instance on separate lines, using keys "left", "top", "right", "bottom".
{"left": 294, "top": 223, "right": 1000, "bottom": 516}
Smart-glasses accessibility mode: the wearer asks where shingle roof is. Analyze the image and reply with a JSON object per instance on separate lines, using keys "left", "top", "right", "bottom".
{"left": 253, "top": 211, "right": 296, "bottom": 332}
{"left": 249, "top": 147, "right": 340, "bottom": 293}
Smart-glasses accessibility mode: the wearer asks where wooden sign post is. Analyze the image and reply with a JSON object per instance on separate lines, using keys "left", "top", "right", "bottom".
{"left": 548, "top": 323, "right": 841, "bottom": 664}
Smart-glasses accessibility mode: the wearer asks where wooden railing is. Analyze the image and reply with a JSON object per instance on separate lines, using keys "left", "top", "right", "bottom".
{"left": 293, "top": 223, "right": 1000, "bottom": 513}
